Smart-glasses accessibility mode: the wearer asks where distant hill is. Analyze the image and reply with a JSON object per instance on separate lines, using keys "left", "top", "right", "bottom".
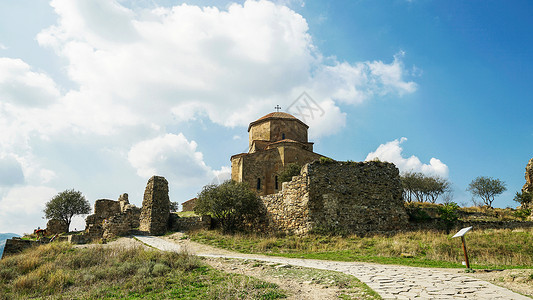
{"left": 0, "top": 233, "right": 21, "bottom": 258}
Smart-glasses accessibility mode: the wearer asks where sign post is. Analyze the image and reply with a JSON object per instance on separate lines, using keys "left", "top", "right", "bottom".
{"left": 452, "top": 226, "right": 472, "bottom": 269}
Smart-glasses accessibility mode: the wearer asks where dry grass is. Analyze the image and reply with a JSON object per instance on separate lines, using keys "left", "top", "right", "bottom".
{"left": 191, "top": 228, "right": 533, "bottom": 268}
{"left": 0, "top": 241, "right": 286, "bottom": 299}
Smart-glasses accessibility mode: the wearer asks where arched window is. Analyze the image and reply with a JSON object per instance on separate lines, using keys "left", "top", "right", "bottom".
{"left": 275, "top": 176, "right": 279, "bottom": 190}
{"left": 256, "top": 178, "right": 261, "bottom": 190}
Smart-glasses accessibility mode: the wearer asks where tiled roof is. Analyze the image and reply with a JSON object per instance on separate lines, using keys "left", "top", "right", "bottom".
{"left": 255, "top": 112, "right": 297, "bottom": 122}
{"left": 248, "top": 111, "right": 308, "bottom": 131}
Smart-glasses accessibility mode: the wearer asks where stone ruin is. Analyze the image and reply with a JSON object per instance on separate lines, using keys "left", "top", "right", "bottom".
{"left": 46, "top": 219, "right": 68, "bottom": 235}
{"left": 522, "top": 158, "right": 533, "bottom": 195}
{"left": 83, "top": 175, "right": 177, "bottom": 241}
{"left": 139, "top": 176, "right": 170, "bottom": 235}
{"left": 261, "top": 161, "right": 409, "bottom": 235}
{"left": 85, "top": 193, "right": 141, "bottom": 241}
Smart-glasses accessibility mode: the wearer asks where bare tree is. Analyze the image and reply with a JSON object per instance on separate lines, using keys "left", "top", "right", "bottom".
{"left": 467, "top": 176, "right": 507, "bottom": 208}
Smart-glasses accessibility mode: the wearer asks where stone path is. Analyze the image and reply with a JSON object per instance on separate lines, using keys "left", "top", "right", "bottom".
{"left": 134, "top": 236, "right": 530, "bottom": 299}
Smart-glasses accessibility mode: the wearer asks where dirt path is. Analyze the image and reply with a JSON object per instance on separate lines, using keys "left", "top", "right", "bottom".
{"left": 134, "top": 233, "right": 532, "bottom": 300}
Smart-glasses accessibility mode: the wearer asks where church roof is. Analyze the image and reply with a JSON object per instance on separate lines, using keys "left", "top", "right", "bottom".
{"left": 248, "top": 112, "right": 308, "bottom": 131}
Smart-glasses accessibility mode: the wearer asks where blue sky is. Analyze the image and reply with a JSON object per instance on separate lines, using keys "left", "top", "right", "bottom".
{"left": 0, "top": 0, "right": 532, "bottom": 234}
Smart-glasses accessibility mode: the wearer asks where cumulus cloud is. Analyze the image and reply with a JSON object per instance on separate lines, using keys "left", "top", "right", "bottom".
{"left": 0, "top": 0, "right": 420, "bottom": 233}
{"left": 32, "top": 0, "right": 416, "bottom": 133}
{"left": 365, "top": 137, "right": 449, "bottom": 177}
{"left": 128, "top": 133, "right": 214, "bottom": 186}
{"left": 0, "top": 156, "right": 24, "bottom": 186}
{"left": 0, "top": 58, "right": 60, "bottom": 107}
{"left": 0, "top": 186, "right": 57, "bottom": 234}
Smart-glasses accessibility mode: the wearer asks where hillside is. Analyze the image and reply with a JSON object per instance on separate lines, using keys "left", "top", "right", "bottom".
{"left": 0, "top": 241, "right": 288, "bottom": 299}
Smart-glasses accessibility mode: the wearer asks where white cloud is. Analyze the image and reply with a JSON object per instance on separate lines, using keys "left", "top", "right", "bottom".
{"left": 32, "top": 0, "right": 416, "bottom": 133}
{"left": 0, "top": 155, "right": 24, "bottom": 186}
{"left": 0, "top": 186, "right": 57, "bottom": 234}
{"left": 0, "top": 58, "right": 60, "bottom": 107}
{"left": 0, "top": 0, "right": 420, "bottom": 232}
{"left": 128, "top": 133, "right": 213, "bottom": 186}
{"left": 365, "top": 137, "right": 449, "bottom": 178}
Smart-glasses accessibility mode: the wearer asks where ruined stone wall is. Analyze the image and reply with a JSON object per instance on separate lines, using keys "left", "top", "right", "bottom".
{"left": 102, "top": 205, "right": 141, "bottom": 240}
{"left": 1, "top": 238, "right": 42, "bottom": 259}
{"left": 261, "top": 161, "right": 409, "bottom": 235}
{"left": 85, "top": 196, "right": 140, "bottom": 241}
{"left": 522, "top": 158, "right": 533, "bottom": 194}
{"left": 139, "top": 176, "right": 170, "bottom": 235}
{"left": 46, "top": 219, "right": 68, "bottom": 235}
{"left": 170, "top": 215, "right": 212, "bottom": 232}
{"left": 85, "top": 199, "right": 121, "bottom": 241}
{"left": 261, "top": 168, "right": 311, "bottom": 235}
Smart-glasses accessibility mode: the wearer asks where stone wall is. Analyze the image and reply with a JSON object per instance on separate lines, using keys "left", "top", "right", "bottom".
{"left": 139, "top": 176, "right": 170, "bottom": 235}
{"left": 169, "top": 215, "right": 212, "bottom": 232}
{"left": 1, "top": 238, "right": 42, "bottom": 259}
{"left": 46, "top": 219, "right": 68, "bottom": 235}
{"left": 261, "top": 161, "right": 409, "bottom": 235}
{"left": 85, "top": 194, "right": 140, "bottom": 241}
{"left": 102, "top": 205, "right": 141, "bottom": 240}
{"left": 522, "top": 158, "right": 533, "bottom": 194}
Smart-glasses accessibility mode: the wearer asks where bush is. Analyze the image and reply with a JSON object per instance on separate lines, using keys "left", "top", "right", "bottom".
{"left": 319, "top": 157, "right": 334, "bottom": 164}
{"left": 514, "top": 191, "right": 532, "bottom": 208}
{"left": 194, "top": 180, "right": 264, "bottom": 233}
{"left": 278, "top": 163, "right": 302, "bottom": 183}
{"left": 438, "top": 202, "right": 459, "bottom": 233}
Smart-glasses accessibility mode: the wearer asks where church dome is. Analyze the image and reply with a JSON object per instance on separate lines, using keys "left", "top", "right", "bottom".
{"left": 248, "top": 112, "right": 308, "bottom": 132}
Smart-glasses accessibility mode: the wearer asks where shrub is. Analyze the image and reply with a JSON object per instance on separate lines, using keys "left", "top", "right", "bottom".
{"left": 514, "top": 191, "right": 532, "bottom": 207}
{"left": 195, "top": 180, "right": 264, "bottom": 233}
{"left": 278, "top": 163, "right": 302, "bottom": 183}
{"left": 439, "top": 202, "right": 459, "bottom": 233}
{"left": 319, "top": 157, "right": 334, "bottom": 164}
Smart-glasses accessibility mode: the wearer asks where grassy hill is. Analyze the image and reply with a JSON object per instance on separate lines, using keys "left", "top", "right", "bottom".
{"left": 0, "top": 242, "right": 286, "bottom": 299}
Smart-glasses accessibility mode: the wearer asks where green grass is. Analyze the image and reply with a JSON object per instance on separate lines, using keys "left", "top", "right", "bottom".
{"left": 0, "top": 242, "right": 286, "bottom": 299}
{"left": 177, "top": 211, "right": 199, "bottom": 217}
{"left": 189, "top": 228, "right": 533, "bottom": 269}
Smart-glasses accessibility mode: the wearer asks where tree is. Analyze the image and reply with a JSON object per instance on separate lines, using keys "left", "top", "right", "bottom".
{"left": 169, "top": 201, "right": 179, "bottom": 213}
{"left": 278, "top": 163, "right": 302, "bottom": 183}
{"left": 194, "top": 180, "right": 263, "bottom": 233}
{"left": 467, "top": 176, "right": 507, "bottom": 208}
{"left": 44, "top": 189, "right": 91, "bottom": 231}
{"left": 513, "top": 191, "right": 532, "bottom": 208}
{"left": 401, "top": 172, "right": 451, "bottom": 203}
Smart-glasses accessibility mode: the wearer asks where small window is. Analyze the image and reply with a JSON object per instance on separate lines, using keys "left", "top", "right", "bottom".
{"left": 275, "top": 176, "right": 279, "bottom": 190}
{"left": 256, "top": 178, "right": 261, "bottom": 190}
{"left": 282, "top": 133, "right": 286, "bottom": 139}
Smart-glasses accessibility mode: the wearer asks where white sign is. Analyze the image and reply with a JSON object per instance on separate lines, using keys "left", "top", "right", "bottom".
{"left": 452, "top": 226, "right": 472, "bottom": 238}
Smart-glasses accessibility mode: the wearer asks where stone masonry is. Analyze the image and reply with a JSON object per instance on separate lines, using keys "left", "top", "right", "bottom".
{"left": 261, "top": 161, "right": 409, "bottom": 235}
{"left": 522, "top": 158, "right": 533, "bottom": 194}
{"left": 46, "top": 219, "right": 68, "bottom": 235}
{"left": 139, "top": 176, "right": 170, "bottom": 235}
{"left": 85, "top": 193, "right": 140, "bottom": 241}
{"left": 102, "top": 194, "right": 141, "bottom": 240}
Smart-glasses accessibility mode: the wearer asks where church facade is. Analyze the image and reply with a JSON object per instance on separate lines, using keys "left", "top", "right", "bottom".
{"left": 230, "top": 112, "right": 324, "bottom": 195}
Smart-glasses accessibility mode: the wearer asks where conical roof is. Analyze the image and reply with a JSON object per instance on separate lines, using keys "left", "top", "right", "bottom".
{"left": 248, "top": 112, "right": 308, "bottom": 131}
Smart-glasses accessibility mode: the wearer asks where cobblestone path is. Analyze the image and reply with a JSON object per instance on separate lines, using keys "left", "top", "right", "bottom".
{"left": 135, "top": 235, "right": 530, "bottom": 299}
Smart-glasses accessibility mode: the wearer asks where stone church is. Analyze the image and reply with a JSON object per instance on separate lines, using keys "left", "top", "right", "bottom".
{"left": 230, "top": 112, "right": 324, "bottom": 195}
